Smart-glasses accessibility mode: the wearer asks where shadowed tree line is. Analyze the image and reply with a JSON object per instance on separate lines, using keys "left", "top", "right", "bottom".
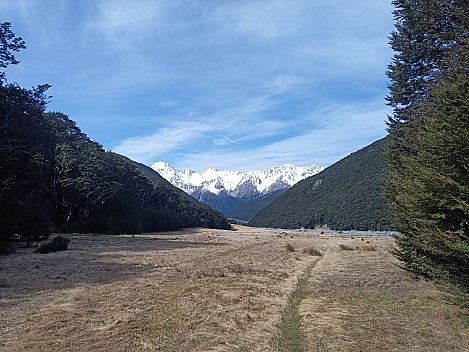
{"left": 0, "top": 22, "right": 229, "bottom": 252}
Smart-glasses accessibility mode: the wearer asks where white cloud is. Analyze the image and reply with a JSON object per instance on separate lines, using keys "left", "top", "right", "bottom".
{"left": 212, "top": 0, "right": 306, "bottom": 40}
{"left": 266, "top": 74, "right": 307, "bottom": 95}
{"left": 113, "top": 122, "right": 211, "bottom": 161}
{"left": 171, "top": 102, "right": 389, "bottom": 172}
{"left": 113, "top": 93, "right": 292, "bottom": 163}
{"left": 0, "top": 0, "right": 68, "bottom": 47}
{"left": 88, "top": 0, "right": 170, "bottom": 43}
{"left": 117, "top": 97, "right": 388, "bottom": 171}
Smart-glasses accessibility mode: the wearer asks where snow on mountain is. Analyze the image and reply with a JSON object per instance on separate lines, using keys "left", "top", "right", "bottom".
{"left": 151, "top": 162, "right": 325, "bottom": 197}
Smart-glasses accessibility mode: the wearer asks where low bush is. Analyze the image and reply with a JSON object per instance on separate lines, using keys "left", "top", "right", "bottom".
{"left": 35, "top": 236, "right": 70, "bottom": 254}
{"left": 0, "top": 243, "right": 16, "bottom": 255}
{"left": 303, "top": 247, "right": 323, "bottom": 256}
{"left": 286, "top": 243, "right": 296, "bottom": 252}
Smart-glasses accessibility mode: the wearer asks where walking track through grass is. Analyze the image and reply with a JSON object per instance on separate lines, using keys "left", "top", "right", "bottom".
{"left": 274, "top": 260, "right": 319, "bottom": 352}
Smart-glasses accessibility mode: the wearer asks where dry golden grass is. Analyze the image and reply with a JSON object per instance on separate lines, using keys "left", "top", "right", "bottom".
{"left": 301, "top": 238, "right": 469, "bottom": 352}
{"left": 0, "top": 227, "right": 467, "bottom": 351}
{"left": 355, "top": 244, "right": 377, "bottom": 251}
{"left": 285, "top": 243, "right": 296, "bottom": 252}
{"left": 339, "top": 243, "right": 355, "bottom": 251}
{"left": 303, "top": 246, "right": 323, "bottom": 256}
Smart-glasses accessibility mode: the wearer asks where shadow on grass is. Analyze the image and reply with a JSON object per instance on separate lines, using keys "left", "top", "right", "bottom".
{"left": 0, "top": 234, "right": 226, "bottom": 301}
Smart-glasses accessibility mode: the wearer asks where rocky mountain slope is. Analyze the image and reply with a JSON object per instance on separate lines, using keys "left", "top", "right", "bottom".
{"left": 152, "top": 162, "right": 324, "bottom": 214}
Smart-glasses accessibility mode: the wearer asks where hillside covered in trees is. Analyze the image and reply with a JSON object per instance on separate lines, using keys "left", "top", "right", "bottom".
{"left": 0, "top": 22, "right": 229, "bottom": 251}
{"left": 249, "top": 138, "right": 391, "bottom": 231}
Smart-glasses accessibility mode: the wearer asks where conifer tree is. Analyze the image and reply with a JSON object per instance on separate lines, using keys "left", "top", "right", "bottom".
{"left": 0, "top": 22, "right": 25, "bottom": 83}
{"left": 386, "top": 0, "right": 469, "bottom": 288}
{"left": 386, "top": 0, "right": 467, "bottom": 127}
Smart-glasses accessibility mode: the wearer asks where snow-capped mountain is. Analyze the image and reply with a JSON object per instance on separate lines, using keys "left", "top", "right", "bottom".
{"left": 151, "top": 162, "right": 324, "bottom": 215}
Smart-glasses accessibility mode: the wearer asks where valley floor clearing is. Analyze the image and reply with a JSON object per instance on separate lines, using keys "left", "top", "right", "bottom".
{"left": 1, "top": 225, "right": 468, "bottom": 351}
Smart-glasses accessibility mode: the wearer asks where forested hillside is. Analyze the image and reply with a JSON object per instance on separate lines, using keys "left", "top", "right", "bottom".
{"left": 0, "top": 22, "right": 229, "bottom": 251}
{"left": 249, "top": 138, "right": 391, "bottom": 231}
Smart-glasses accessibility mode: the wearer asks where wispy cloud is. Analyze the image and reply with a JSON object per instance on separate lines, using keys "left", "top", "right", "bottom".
{"left": 87, "top": 0, "right": 169, "bottom": 44}
{"left": 113, "top": 93, "right": 293, "bottom": 162}
{"left": 114, "top": 121, "right": 212, "bottom": 158}
{"left": 2, "top": 0, "right": 394, "bottom": 172}
{"left": 174, "top": 102, "right": 389, "bottom": 172}
{"left": 211, "top": 0, "right": 306, "bottom": 41}
{"left": 0, "top": 0, "right": 68, "bottom": 48}
{"left": 266, "top": 74, "right": 307, "bottom": 95}
{"left": 115, "top": 95, "right": 389, "bottom": 171}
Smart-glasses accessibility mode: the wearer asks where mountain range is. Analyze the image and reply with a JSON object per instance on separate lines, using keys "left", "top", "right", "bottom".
{"left": 151, "top": 162, "right": 325, "bottom": 215}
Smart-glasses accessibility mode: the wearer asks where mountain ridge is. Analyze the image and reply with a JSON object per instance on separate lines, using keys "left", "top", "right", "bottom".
{"left": 151, "top": 162, "right": 325, "bottom": 214}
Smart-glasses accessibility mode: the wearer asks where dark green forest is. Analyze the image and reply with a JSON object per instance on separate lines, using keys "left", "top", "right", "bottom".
{"left": 0, "top": 22, "right": 229, "bottom": 252}
{"left": 249, "top": 138, "right": 391, "bottom": 231}
{"left": 385, "top": 0, "right": 468, "bottom": 289}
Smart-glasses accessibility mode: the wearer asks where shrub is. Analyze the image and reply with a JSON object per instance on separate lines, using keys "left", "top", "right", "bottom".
{"left": 286, "top": 243, "right": 296, "bottom": 252}
{"left": 35, "top": 235, "right": 70, "bottom": 254}
{"left": 303, "top": 247, "right": 323, "bottom": 256}
{"left": 0, "top": 242, "right": 16, "bottom": 255}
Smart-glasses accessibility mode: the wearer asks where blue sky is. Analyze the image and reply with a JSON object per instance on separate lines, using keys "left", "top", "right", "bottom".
{"left": 2, "top": 0, "right": 394, "bottom": 172}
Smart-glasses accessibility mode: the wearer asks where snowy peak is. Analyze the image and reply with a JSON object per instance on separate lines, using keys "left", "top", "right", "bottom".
{"left": 151, "top": 162, "right": 325, "bottom": 197}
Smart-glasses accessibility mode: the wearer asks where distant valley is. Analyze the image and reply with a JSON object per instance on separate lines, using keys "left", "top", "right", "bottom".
{"left": 151, "top": 162, "right": 325, "bottom": 218}
{"left": 151, "top": 138, "right": 392, "bottom": 232}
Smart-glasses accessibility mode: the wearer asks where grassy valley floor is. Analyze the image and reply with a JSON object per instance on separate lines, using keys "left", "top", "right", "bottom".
{"left": 0, "top": 226, "right": 467, "bottom": 351}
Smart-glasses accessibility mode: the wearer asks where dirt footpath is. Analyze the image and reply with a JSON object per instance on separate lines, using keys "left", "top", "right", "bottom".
{"left": 1, "top": 226, "right": 467, "bottom": 351}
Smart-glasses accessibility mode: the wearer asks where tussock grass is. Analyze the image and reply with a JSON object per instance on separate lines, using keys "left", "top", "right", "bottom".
{"left": 286, "top": 243, "right": 296, "bottom": 252}
{"left": 356, "top": 245, "right": 377, "bottom": 251}
{"left": 339, "top": 244, "right": 354, "bottom": 251}
{"left": 303, "top": 247, "right": 323, "bottom": 256}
